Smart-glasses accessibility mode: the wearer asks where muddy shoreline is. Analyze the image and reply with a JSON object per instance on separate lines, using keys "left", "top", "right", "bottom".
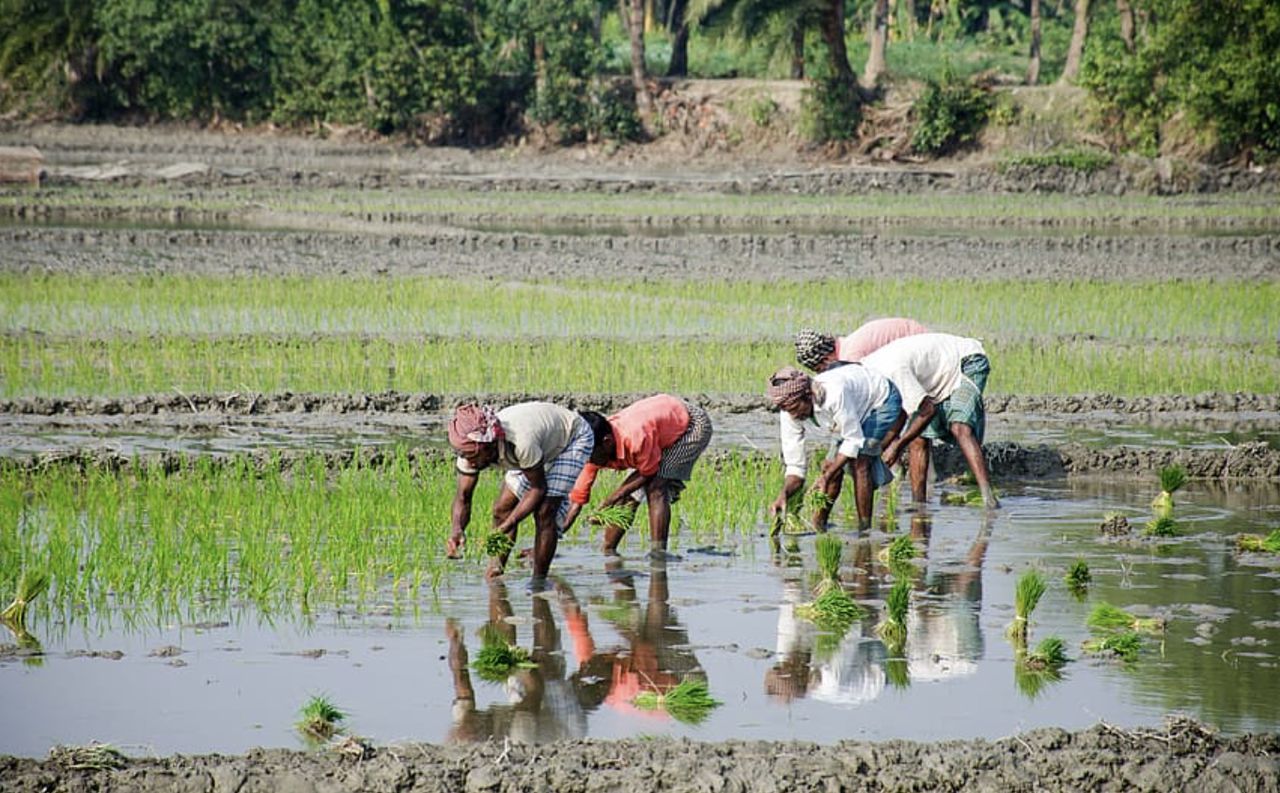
{"left": 1, "top": 719, "right": 1277, "bottom": 792}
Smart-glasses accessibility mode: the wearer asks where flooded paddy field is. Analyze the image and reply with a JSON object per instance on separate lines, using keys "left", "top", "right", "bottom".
{"left": 1, "top": 124, "right": 1278, "bottom": 787}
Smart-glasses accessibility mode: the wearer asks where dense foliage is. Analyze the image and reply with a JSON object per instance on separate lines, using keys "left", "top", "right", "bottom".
{"left": 909, "top": 70, "right": 991, "bottom": 155}
{"left": 0, "top": 0, "right": 1275, "bottom": 156}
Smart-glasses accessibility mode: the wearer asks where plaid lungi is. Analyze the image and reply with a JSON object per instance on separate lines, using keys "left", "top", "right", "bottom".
{"left": 626, "top": 402, "right": 713, "bottom": 505}
{"left": 923, "top": 353, "right": 989, "bottom": 445}
{"left": 505, "top": 417, "right": 594, "bottom": 532}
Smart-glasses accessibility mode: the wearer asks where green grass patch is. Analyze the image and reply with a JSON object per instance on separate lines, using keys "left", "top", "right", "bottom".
{"left": 999, "top": 148, "right": 1115, "bottom": 173}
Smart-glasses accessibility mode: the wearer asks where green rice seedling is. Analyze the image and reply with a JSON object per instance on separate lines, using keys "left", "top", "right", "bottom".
{"left": 297, "top": 694, "right": 346, "bottom": 741}
{"left": 814, "top": 533, "right": 843, "bottom": 586}
{"left": 1064, "top": 559, "right": 1091, "bottom": 593}
{"left": 1013, "top": 649, "right": 1064, "bottom": 699}
{"left": 806, "top": 488, "right": 835, "bottom": 513}
{"left": 1235, "top": 529, "right": 1280, "bottom": 553}
{"left": 885, "top": 657, "right": 910, "bottom": 689}
{"left": 876, "top": 579, "right": 911, "bottom": 647}
{"left": 1143, "top": 515, "right": 1179, "bottom": 538}
{"left": 471, "top": 637, "right": 535, "bottom": 682}
{"left": 631, "top": 679, "right": 721, "bottom": 724}
{"left": 483, "top": 532, "right": 515, "bottom": 558}
{"left": 940, "top": 488, "right": 995, "bottom": 507}
{"left": 1087, "top": 602, "right": 1165, "bottom": 634}
{"left": 796, "top": 586, "right": 867, "bottom": 633}
{"left": 1025, "top": 637, "right": 1069, "bottom": 670}
{"left": 1151, "top": 464, "right": 1188, "bottom": 517}
{"left": 48, "top": 743, "right": 127, "bottom": 770}
{"left": 879, "top": 534, "right": 918, "bottom": 571}
{"left": 590, "top": 504, "right": 636, "bottom": 531}
{"left": 1, "top": 569, "right": 50, "bottom": 630}
{"left": 1083, "top": 631, "right": 1143, "bottom": 663}
{"left": 1006, "top": 570, "right": 1047, "bottom": 645}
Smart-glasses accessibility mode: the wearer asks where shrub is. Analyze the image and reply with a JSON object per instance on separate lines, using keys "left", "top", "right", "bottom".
{"left": 800, "top": 76, "right": 861, "bottom": 143}
{"left": 910, "top": 71, "right": 992, "bottom": 155}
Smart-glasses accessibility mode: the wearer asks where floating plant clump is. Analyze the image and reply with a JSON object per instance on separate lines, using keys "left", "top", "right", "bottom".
{"left": 1064, "top": 559, "right": 1091, "bottom": 593}
{"left": 472, "top": 628, "right": 536, "bottom": 682}
{"left": 1087, "top": 602, "right": 1165, "bottom": 634}
{"left": 1025, "top": 637, "right": 1069, "bottom": 670}
{"left": 1143, "top": 515, "right": 1179, "bottom": 538}
{"left": 1006, "top": 569, "right": 1047, "bottom": 645}
{"left": 1014, "top": 637, "right": 1068, "bottom": 699}
{"left": 1083, "top": 631, "right": 1144, "bottom": 663}
{"left": 1098, "top": 513, "right": 1132, "bottom": 537}
{"left": 632, "top": 679, "right": 721, "bottom": 724}
{"left": 1151, "top": 464, "right": 1188, "bottom": 517}
{"left": 1236, "top": 529, "right": 1280, "bottom": 553}
{"left": 296, "top": 695, "right": 346, "bottom": 741}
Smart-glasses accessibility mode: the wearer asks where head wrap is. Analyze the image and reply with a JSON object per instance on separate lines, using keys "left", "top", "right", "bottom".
{"left": 766, "top": 366, "right": 813, "bottom": 412}
{"left": 447, "top": 404, "right": 503, "bottom": 456}
{"left": 794, "top": 328, "right": 836, "bottom": 372}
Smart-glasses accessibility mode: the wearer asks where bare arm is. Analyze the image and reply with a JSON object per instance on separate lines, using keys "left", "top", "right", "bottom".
{"left": 495, "top": 464, "right": 548, "bottom": 533}
{"left": 883, "top": 397, "right": 937, "bottom": 467}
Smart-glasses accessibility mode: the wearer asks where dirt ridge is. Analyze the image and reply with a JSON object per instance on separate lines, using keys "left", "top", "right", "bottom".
{"left": 0, "top": 718, "right": 1275, "bottom": 792}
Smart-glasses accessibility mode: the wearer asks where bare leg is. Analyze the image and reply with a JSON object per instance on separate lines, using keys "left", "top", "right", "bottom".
{"left": 908, "top": 436, "right": 930, "bottom": 502}
{"left": 813, "top": 461, "right": 843, "bottom": 531}
{"left": 852, "top": 456, "right": 873, "bottom": 529}
{"left": 951, "top": 422, "right": 999, "bottom": 508}
{"left": 531, "top": 496, "right": 561, "bottom": 579}
{"left": 602, "top": 501, "right": 639, "bottom": 555}
{"left": 646, "top": 479, "right": 672, "bottom": 550}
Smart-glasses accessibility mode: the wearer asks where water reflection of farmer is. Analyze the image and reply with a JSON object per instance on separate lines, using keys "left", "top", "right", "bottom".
{"left": 445, "top": 579, "right": 589, "bottom": 744}
{"left": 903, "top": 515, "right": 992, "bottom": 682}
{"left": 766, "top": 545, "right": 886, "bottom": 706}
{"left": 570, "top": 557, "right": 706, "bottom": 718}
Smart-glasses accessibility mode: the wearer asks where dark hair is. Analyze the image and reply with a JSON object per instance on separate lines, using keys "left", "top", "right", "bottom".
{"left": 579, "top": 410, "right": 612, "bottom": 445}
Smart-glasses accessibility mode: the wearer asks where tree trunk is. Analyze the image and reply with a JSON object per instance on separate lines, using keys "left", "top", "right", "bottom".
{"left": 1059, "top": 0, "right": 1089, "bottom": 83}
{"left": 863, "top": 0, "right": 890, "bottom": 86}
{"left": 1116, "top": 0, "right": 1135, "bottom": 52}
{"left": 665, "top": 0, "right": 689, "bottom": 77}
{"left": 627, "top": 0, "right": 653, "bottom": 121}
{"left": 818, "top": 0, "right": 857, "bottom": 88}
{"left": 1026, "top": 0, "right": 1041, "bottom": 85}
{"left": 790, "top": 25, "right": 806, "bottom": 79}
{"left": 902, "top": 0, "right": 917, "bottom": 41}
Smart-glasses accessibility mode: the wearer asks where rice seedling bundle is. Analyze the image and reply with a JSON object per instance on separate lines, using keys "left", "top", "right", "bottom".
{"left": 806, "top": 488, "right": 835, "bottom": 513}
{"left": 940, "top": 488, "right": 988, "bottom": 507}
{"left": 814, "top": 533, "right": 842, "bottom": 585}
{"left": 1006, "top": 570, "right": 1046, "bottom": 644}
{"left": 1, "top": 569, "right": 50, "bottom": 628}
{"left": 1024, "top": 637, "right": 1069, "bottom": 670}
{"left": 1087, "top": 602, "right": 1165, "bottom": 634}
{"left": 1151, "top": 464, "right": 1188, "bottom": 517}
{"left": 631, "top": 679, "right": 721, "bottom": 724}
{"left": 483, "top": 532, "right": 515, "bottom": 558}
{"left": 1236, "top": 529, "right": 1280, "bottom": 553}
{"left": 796, "top": 586, "right": 866, "bottom": 633}
{"left": 297, "top": 695, "right": 346, "bottom": 740}
{"left": 879, "top": 534, "right": 918, "bottom": 571}
{"left": 472, "top": 639, "right": 535, "bottom": 682}
{"left": 1083, "top": 631, "right": 1143, "bottom": 663}
{"left": 1143, "top": 515, "right": 1179, "bottom": 537}
{"left": 48, "top": 743, "right": 127, "bottom": 770}
{"left": 876, "top": 579, "right": 911, "bottom": 648}
{"left": 1064, "top": 559, "right": 1091, "bottom": 591}
{"left": 590, "top": 504, "right": 635, "bottom": 531}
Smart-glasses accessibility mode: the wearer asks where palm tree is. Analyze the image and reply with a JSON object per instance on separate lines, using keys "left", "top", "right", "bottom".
{"left": 1059, "top": 0, "right": 1090, "bottom": 83}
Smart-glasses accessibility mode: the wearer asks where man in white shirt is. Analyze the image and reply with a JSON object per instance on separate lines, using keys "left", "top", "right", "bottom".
{"left": 860, "top": 332, "right": 999, "bottom": 508}
{"left": 766, "top": 364, "right": 903, "bottom": 530}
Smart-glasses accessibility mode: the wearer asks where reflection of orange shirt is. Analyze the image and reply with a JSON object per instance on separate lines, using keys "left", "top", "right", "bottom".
{"left": 569, "top": 395, "right": 690, "bottom": 505}
{"left": 562, "top": 607, "right": 595, "bottom": 667}
{"left": 604, "top": 662, "right": 675, "bottom": 719}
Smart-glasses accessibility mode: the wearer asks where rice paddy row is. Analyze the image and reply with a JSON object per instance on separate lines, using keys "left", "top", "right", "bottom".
{"left": 4, "top": 275, "right": 1277, "bottom": 342}
{"left": 0, "top": 450, "right": 776, "bottom": 629}
{"left": 6, "top": 186, "right": 1280, "bottom": 226}
{"left": 4, "top": 333, "right": 1276, "bottom": 398}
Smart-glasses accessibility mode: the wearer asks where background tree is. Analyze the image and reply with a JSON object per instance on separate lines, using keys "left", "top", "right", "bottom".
{"left": 1059, "top": 0, "right": 1089, "bottom": 83}
{"left": 1026, "top": 0, "right": 1041, "bottom": 84}
{"left": 863, "top": 0, "right": 890, "bottom": 87}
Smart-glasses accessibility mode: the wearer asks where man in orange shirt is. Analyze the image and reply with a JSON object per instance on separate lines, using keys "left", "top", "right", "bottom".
{"left": 564, "top": 394, "right": 713, "bottom": 555}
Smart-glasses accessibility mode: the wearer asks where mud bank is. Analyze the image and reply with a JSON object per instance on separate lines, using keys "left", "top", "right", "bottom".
{"left": 3, "top": 226, "right": 1277, "bottom": 281}
{"left": 6, "top": 439, "right": 1279, "bottom": 481}
{"left": 3, "top": 390, "right": 1278, "bottom": 418}
{"left": 1, "top": 719, "right": 1276, "bottom": 793}
{"left": 4, "top": 121, "right": 1280, "bottom": 196}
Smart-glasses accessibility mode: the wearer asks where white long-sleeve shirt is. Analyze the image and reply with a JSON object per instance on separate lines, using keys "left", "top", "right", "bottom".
{"left": 860, "top": 332, "right": 985, "bottom": 415}
{"left": 779, "top": 364, "right": 891, "bottom": 479}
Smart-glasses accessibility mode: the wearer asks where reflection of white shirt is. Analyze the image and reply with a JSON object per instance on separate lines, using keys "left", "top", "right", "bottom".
{"left": 905, "top": 602, "right": 981, "bottom": 683}
{"left": 811, "top": 630, "right": 886, "bottom": 707}
{"left": 862, "top": 333, "right": 984, "bottom": 415}
{"left": 779, "top": 365, "right": 891, "bottom": 478}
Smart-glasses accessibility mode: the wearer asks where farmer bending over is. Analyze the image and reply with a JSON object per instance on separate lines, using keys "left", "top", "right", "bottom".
{"left": 445, "top": 401, "right": 594, "bottom": 579}
{"left": 860, "top": 332, "right": 999, "bottom": 508}
{"left": 767, "top": 364, "right": 903, "bottom": 531}
{"left": 794, "top": 318, "right": 928, "bottom": 373}
{"left": 563, "top": 394, "right": 713, "bottom": 556}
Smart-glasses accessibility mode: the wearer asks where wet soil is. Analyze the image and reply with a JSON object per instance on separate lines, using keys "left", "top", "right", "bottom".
{"left": 1, "top": 718, "right": 1276, "bottom": 793}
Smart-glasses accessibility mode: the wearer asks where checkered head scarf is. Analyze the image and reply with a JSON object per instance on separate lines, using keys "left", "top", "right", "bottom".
{"left": 447, "top": 404, "right": 503, "bottom": 456}
{"left": 766, "top": 367, "right": 813, "bottom": 412}
{"left": 794, "top": 328, "right": 836, "bottom": 372}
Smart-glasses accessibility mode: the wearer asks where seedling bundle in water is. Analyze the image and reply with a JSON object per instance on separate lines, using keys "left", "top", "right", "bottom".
{"left": 1006, "top": 569, "right": 1046, "bottom": 645}
{"left": 1083, "top": 631, "right": 1144, "bottom": 663}
{"left": 880, "top": 534, "right": 918, "bottom": 572}
{"left": 631, "top": 679, "right": 721, "bottom": 724}
{"left": 1087, "top": 602, "right": 1165, "bottom": 634}
{"left": 1144, "top": 515, "right": 1179, "bottom": 537}
{"left": 472, "top": 628, "right": 536, "bottom": 681}
{"left": 1236, "top": 529, "right": 1280, "bottom": 553}
{"left": 1014, "top": 637, "right": 1068, "bottom": 699}
{"left": 590, "top": 503, "right": 635, "bottom": 530}
{"left": 1151, "top": 464, "right": 1187, "bottom": 517}
{"left": 1064, "top": 559, "right": 1091, "bottom": 595}
{"left": 1, "top": 569, "right": 50, "bottom": 629}
{"left": 876, "top": 579, "right": 911, "bottom": 649}
{"left": 297, "top": 694, "right": 346, "bottom": 741}
{"left": 795, "top": 535, "right": 866, "bottom": 632}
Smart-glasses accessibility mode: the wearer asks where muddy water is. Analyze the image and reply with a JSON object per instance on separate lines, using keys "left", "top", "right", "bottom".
{"left": 1, "top": 478, "right": 1276, "bottom": 758}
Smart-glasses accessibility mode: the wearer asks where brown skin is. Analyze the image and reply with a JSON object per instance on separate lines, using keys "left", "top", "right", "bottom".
{"left": 881, "top": 397, "right": 999, "bottom": 508}
{"left": 446, "top": 441, "right": 563, "bottom": 578}
{"left": 562, "top": 431, "right": 677, "bottom": 554}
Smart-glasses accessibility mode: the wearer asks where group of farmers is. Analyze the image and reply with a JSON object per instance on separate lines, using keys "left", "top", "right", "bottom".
{"left": 444, "top": 318, "right": 999, "bottom": 580}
